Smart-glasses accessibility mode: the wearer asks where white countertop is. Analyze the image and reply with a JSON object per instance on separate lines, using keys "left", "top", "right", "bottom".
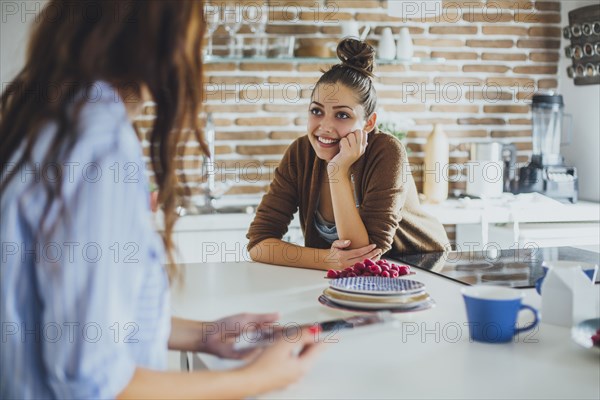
{"left": 162, "top": 197, "right": 599, "bottom": 232}
{"left": 170, "top": 251, "right": 600, "bottom": 399}
{"left": 421, "top": 196, "right": 600, "bottom": 225}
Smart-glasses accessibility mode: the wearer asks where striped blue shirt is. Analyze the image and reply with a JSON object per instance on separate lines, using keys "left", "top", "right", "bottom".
{"left": 1, "top": 82, "right": 170, "bottom": 399}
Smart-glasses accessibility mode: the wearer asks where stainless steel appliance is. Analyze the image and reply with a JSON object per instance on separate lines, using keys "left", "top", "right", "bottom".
{"left": 394, "top": 246, "right": 600, "bottom": 289}
{"left": 511, "top": 94, "right": 578, "bottom": 203}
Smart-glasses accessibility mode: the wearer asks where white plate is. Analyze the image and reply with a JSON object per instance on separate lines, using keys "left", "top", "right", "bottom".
{"left": 323, "top": 287, "right": 427, "bottom": 304}
{"left": 571, "top": 318, "right": 600, "bottom": 352}
{"left": 329, "top": 276, "right": 425, "bottom": 295}
{"left": 324, "top": 292, "right": 432, "bottom": 310}
{"left": 318, "top": 295, "right": 435, "bottom": 313}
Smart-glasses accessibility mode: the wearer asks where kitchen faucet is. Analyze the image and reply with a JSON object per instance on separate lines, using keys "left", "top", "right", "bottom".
{"left": 201, "top": 113, "right": 218, "bottom": 212}
{"left": 176, "top": 113, "right": 253, "bottom": 216}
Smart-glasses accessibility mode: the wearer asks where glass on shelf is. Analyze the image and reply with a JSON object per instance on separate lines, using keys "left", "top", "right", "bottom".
{"left": 245, "top": 5, "right": 268, "bottom": 58}
{"left": 269, "top": 36, "right": 296, "bottom": 58}
{"left": 203, "top": 3, "right": 220, "bottom": 57}
{"left": 233, "top": 36, "right": 295, "bottom": 59}
{"left": 222, "top": 5, "right": 242, "bottom": 58}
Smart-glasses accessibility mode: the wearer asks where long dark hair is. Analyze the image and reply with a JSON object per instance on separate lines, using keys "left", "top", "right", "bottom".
{"left": 0, "top": 0, "right": 206, "bottom": 279}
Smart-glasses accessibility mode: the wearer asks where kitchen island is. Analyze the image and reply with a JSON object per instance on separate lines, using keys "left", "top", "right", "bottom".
{"left": 169, "top": 248, "right": 600, "bottom": 399}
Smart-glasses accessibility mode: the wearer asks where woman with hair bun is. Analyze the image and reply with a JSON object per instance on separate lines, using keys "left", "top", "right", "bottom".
{"left": 248, "top": 38, "right": 449, "bottom": 270}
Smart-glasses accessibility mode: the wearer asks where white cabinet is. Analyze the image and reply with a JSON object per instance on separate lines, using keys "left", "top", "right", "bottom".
{"left": 456, "top": 221, "right": 600, "bottom": 251}
{"left": 159, "top": 212, "right": 303, "bottom": 264}
{"left": 173, "top": 230, "right": 252, "bottom": 264}
{"left": 424, "top": 199, "right": 600, "bottom": 251}
{"left": 488, "top": 222, "right": 600, "bottom": 249}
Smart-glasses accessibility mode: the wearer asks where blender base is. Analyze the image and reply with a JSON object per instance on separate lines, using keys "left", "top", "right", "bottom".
{"left": 512, "top": 163, "right": 578, "bottom": 204}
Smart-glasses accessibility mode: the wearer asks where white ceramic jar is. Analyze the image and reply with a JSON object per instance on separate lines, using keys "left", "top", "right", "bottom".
{"left": 396, "top": 27, "right": 414, "bottom": 60}
{"left": 423, "top": 124, "right": 449, "bottom": 203}
{"left": 377, "top": 27, "right": 396, "bottom": 60}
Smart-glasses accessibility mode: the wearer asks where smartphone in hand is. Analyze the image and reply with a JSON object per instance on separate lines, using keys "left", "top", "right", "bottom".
{"left": 233, "top": 312, "right": 394, "bottom": 351}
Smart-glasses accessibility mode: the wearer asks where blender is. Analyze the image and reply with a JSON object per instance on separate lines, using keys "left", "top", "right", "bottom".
{"left": 512, "top": 94, "right": 578, "bottom": 203}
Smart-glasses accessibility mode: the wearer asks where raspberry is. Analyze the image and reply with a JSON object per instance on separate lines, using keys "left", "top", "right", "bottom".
{"left": 352, "top": 265, "right": 365, "bottom": 275}
{"left": 380, "top": 264, "right": 390, "bottom": 272}
{"left": 347, "top": 272, "right": 357, "bottom": 277}
{"left": 353, "top": 262, "right": 366, "bottom": 271}
{"left": 326, "top": 269, "right": 339, "bottom": 279}
{"left": 364, "top": 259, "right": 375, "bottom": 267}
{"left": 592, "top": 334, "right": 600, "bottom": 347}
{"left": 344, "top": 267, "right": 354, "bottom": 273}
{"left": 390, "top": 270, "right": 399, "bottom": 278}
{"left": 381, "top": 270, "right": 390, "bottom": 278}
{"left": 377, "top": 260, "right": 390, "bottom": 267}
{"left": 339, "top": 271, "right": 348, "bottom": 278}
{"left": 398, "top": 266, "right": 411, "bottom": 276}
{"left": 369, "top": 264, "right": 382, "bottom": 275}
{"left": 389, "top": 265, "right": 400, "bottom": 272}
{"left": 362, "top": 272, "right": 372, "bottom": 277}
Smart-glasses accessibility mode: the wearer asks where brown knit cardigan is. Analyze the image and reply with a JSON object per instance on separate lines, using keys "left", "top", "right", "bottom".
{"left": 247, "top": 130, "right": 449, "bottom": 257}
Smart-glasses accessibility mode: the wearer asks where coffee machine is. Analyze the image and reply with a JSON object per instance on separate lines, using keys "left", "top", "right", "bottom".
{"left": 511, "top": 94, "right": 578, "bottom": 203}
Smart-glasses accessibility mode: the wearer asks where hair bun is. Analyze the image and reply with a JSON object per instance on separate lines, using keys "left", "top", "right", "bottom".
{"left": 336, "top": 38, "right": 376, "bottom": 78}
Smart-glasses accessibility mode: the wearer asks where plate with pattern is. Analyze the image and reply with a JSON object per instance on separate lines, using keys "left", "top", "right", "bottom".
{"left": 329, "top": 276, "right": 425, "bottom": 296}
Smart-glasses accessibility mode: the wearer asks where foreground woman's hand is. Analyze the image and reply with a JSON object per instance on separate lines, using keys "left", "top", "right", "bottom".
{"left": 240, "top": 327, "right": 324, "bottom": 393}
{"left": 325, "top": 239, "right": 381, "bottom": 269}
{"left": 119, "top": 326, "right": 323, "bottom": 400}
{"left": 202, "top": 312, "right": 280, "bottom": 359}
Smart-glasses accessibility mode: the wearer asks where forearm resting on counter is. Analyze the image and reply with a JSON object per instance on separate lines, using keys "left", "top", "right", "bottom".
{"left": 249, "top": 238, "right": 332, "bottom": 270}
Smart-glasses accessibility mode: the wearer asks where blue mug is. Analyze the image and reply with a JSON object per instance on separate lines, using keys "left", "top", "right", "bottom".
{"left": 535, "top": 261, "right": 598, "bottom": 295}
{"left": 462, "top": 286, "right": 539, "bottom": 343}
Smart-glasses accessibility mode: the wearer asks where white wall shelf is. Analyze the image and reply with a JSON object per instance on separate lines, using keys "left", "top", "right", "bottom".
{"left": 204, "top": 56, "right": 445, "bottom": 64}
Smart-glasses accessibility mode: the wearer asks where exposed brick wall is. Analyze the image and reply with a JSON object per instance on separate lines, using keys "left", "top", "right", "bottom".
{"left": 135, "top": 0, "right": 562, "bottom": 205}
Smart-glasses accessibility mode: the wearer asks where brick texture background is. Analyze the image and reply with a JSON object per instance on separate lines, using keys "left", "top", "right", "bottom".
{"left": 135, "top": 0, "right": 563, "bottom": 243}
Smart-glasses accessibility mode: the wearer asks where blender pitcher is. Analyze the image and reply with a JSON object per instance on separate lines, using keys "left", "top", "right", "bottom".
{"left": 512, "top": 94, "right": 578, "bottom": 203}
{"left": 531, "top": 94, "right": 572, "bottom": 167}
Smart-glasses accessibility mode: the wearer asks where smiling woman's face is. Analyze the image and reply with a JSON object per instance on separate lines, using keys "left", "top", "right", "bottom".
{"left": 307, "top": 83, "right": 374, "bottom": 162}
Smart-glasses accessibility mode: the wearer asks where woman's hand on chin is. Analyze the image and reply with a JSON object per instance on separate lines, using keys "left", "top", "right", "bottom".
{"left": 328, "top": 129, "right": 368, "bottom": 174}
